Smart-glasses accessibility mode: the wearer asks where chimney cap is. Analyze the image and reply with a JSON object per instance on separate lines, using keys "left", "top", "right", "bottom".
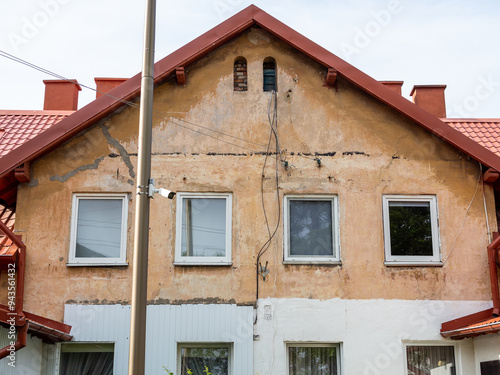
{"left": 43, "top": 79, "right": 82, "bottom": 91}
{"left": 94, "top": 77, "right": 127, "bottom": 82}
{"left": 410, "top": 84, "right": 446, "bottom": 97}
{"left": 93, "top": 77, "right": 127, "bottom": 98}
{"left": 380, "top": 81, "right": 404, "bottom": 95}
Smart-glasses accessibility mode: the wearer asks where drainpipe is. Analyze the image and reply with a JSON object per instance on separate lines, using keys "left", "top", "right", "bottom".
{"left": 0, "top": 322, "right": 29, "bottom": 359}
{"left": 0, "top": 220, "right": 28, "bottom": 359}
{"left": 14, "top": 239, "right": 26, "bottom": 320}
{"left": 487, "top": 234, "right": 500, "bottom": 316}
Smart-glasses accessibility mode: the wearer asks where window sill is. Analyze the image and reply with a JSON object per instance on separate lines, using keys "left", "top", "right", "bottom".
{"left": 66, "top": 262, "right": 129, "bottom": 267}
{"left": 174, "top": 261, "right": 232, "bottom": 266}
{"left": 384, "top": 261, "right": 443, "bottom": 267}
{"left": 283, "top": 260, "right": 341, "bottom": 266}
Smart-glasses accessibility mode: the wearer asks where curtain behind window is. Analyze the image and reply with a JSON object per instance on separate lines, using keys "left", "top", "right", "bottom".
{"left": 60, "top": 351, "right": 113, "bottom": 375}
{"left": 407, "top": 346, "right": 456, "bottom": 375}
{"left": 289, "top": 346, "right": 338, "bottom": 375}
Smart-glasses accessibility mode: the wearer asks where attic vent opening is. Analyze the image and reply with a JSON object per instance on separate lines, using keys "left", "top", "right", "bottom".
{"left": 234, "top": 57, "right": 247, "bottom": 92}
{"left": 263, "top": 57, "right": 277, "bottom": 92}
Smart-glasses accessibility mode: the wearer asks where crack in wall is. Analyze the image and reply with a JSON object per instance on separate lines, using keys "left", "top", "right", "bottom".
{"left": 99, "top": 123, "right": 136, "bottom": 178}
{"left": 50, "top": 157, "right": 105, "bottom": 182}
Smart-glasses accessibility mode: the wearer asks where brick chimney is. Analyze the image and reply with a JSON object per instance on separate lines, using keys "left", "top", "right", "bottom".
{"left": 94, "top": 78, "right": 127, "bottom": 98}
{"left": 43, "top": 80, "right": 81, "bottom": 110}
{"left": 410, "top": 85, "right": 447, "bottom": 118}
{"left": 380, "top": 81, "right": 404, "bottom": 95}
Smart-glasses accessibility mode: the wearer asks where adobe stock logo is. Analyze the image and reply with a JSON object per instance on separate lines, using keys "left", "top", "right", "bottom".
{"left": 339, "top": 0, "right": 403, "bottom": 59}
{"left": 449, "top": 75, "right": 500, "bottom": 117}
{"left": 213, "top": 0, "right": 244, "bottom": 21}
{"left": 8, "top": 0, "right": 73, "bottom": 51}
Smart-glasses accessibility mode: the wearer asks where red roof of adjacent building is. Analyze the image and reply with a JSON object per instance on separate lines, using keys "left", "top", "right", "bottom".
{"left": 0, "top": 110, "right": 73, "bottom": 157}
{"left": 445, "top": 119, "right": 500, "bottom": 158}
{"left": 0, "top": 110, "right": 71, "bottom": 207}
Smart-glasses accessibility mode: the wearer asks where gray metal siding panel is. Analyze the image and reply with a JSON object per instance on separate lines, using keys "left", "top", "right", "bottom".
{"left": 0, "top": 325, "right": 43, "bottom": 374}
{"left": 64, "top": 304, "right": 253, "bottom": 375}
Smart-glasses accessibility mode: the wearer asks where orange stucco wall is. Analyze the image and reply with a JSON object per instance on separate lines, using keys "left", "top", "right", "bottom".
{"left": 6, "top": 28, "right": 496, "bottom": 321}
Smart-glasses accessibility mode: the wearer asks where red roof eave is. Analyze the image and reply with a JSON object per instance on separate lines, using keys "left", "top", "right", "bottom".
{"left": 2, "top": 5, "right": 500, "bottom": 179}
{"left": 441, "top": 308, "right": 500, "bottom": 339}
{"left": 0, "top": 304, "right": 72, "bottom": 343}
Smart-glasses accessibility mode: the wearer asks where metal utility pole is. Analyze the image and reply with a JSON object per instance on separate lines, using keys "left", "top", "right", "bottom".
{"left": 128, "top": 0, "right": 156, "bottom": 374}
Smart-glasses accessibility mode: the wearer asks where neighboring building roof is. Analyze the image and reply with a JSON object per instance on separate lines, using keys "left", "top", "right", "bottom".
{"left": 0, "top": 110, "right": 71, "bottom": 207}
{"left": 0, "top": 110, "right": 73, "bottom": 157}
{"left": 445, "top": 119, "right": 500, "bottom": 158}
{"left": 0, "top": 304, "right": 72, "bottom": 343}
{"left": 2, "top": 5, "right": 500, "bottom": 178}
{"left": 441, "top": 308, "right": 500, "bottom": 339}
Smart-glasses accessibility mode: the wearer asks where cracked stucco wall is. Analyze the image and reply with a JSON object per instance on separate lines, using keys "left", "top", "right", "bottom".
{"left": 6, "top": 27, "right": 496, "bottom": 321}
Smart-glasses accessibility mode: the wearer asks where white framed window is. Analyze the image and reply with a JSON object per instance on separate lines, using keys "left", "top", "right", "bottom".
{"left": 405, "top": 344, "right": 456, "bottom": 375}
{"left": 383, "top": 195, "right": 441, "bottom": 265}
{"left": 287, "top": 343, "right": 340, "bottom": 375}
{"left": 68, "top": 193, "right": 128, "bottom": 266}
{"left": 177, "top": 343, "right": 231, "bottom": 375}
{"left": 175, "top": 193, "right": 232, "bottom": 265}
{"left": 284, "top": 195, "right": 340, "bottom": 264}
{"left": 59, "top": 342, "right": 114, "bottom": 375}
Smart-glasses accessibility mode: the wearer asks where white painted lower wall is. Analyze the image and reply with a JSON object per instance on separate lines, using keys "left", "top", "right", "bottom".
{"left": 253, "top": 298, "right": 494, "bottom": 375}
{"left": 7, "top": 299, "right": 497, "bottom": 374}
{"left": 473, "top": 333, "right": 500, "bottom": 374}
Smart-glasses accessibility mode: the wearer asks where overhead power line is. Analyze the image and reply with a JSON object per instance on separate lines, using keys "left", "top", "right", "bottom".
{"left": 0, "top": 49, "right": 321, "bottom": 162}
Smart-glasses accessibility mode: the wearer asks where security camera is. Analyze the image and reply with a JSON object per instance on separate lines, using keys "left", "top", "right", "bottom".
{"left": 157, "top": 188, "right": 176, "bottom": 199}
{"left": 147, "top": 179, "right": 176, "bottom": 199}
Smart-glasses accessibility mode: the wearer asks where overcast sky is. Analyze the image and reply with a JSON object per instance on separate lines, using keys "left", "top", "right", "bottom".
{"left": 1, "top": 0, "right": 499, "bottom": 118}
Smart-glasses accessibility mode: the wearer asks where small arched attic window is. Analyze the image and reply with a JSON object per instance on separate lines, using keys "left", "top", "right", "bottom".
{"left": 233, "top": 57, "right": 248, "bottom": 92}
{"left": 263, "top": 57, "right": 277, "bottom": 92}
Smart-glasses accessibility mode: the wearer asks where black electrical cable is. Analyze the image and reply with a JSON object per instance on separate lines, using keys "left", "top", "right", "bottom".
{"left": 255, "top": 91, "right": 281, "bottom": 324}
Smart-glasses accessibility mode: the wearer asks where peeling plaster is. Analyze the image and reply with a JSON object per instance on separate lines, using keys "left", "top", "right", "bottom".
{"left": 27, "top": 178, "right": 39, "bottom": 187}
{"left": 50, "top": 156, "right": 105, "bottom": 182}
{"left": 99, "top": 123, "right": 136, "bottom": 178}
{"left": 342, "top": 151, "right": 370, "bottom": 156}
{"left": 63, "top": 297, "right": 253, "bottom": 306}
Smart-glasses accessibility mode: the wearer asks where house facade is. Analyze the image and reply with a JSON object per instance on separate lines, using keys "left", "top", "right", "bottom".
{"left": 0, "top": 5, "right": 499, "bottom": 375}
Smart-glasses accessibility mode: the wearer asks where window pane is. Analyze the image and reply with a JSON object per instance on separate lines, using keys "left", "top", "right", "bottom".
{"left": 407, "top": 346, "right": 455, "bottom": 375}
{"left": 289, "top": 346, "right": 338, "bottom": 375}
{"left": 388, "top": 201, "right": 433, "bottom": 256}
{"left": 76, "top": 199, "right": 122, "bottom": 259}
{"left": 289, "top": 200, "right": 333, "bottom": 256}
{"left": 263, "top": 61, "right": 276, "bottom": 91}
{"left": 60, "top": 351, "right": 114, "bottom": 375}
{"left": 181, "top": 347, "right": 229, "bottom": 375}
{"left": 181, "top": 198, "right": 226, "bottom": 257}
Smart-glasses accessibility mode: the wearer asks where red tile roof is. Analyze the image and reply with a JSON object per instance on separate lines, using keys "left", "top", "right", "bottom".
{"left": 444, "top": 119, "right": 500, "bottom": 158}
{"left": 0, "top": 110, "right": 72, "bottom": 158}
